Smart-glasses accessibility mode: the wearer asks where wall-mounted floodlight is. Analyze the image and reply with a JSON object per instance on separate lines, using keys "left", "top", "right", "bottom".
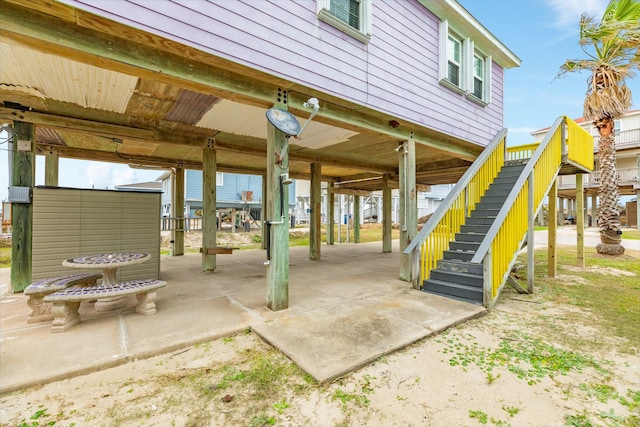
{"left": 265, "top": 98, "right": 320, "bottom": 163}
{"left": 265, "top": 97, "right": 320, "bottom": 140}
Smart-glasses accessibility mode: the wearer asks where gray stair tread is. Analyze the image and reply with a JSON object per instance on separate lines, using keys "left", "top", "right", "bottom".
{"left": 432, "top": 269, "right": 482, "bottom": 279}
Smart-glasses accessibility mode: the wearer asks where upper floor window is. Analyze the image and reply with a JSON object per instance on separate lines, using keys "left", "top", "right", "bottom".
{"left": 472, "top": 53, "right": 485, "bottom": 99}
{"left": 439, "top": 20, "right": 492, "bottom": 106}
{"left": 317, "top": 0, "right": 372, "bottom": 43}
{"left": 447, "top": 33, "right": 462, "bottom": 86}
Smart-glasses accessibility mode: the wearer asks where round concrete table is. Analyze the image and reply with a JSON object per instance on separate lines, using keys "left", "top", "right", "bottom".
{"left": 63, "top": 252, "right": 151, "bottom": 311}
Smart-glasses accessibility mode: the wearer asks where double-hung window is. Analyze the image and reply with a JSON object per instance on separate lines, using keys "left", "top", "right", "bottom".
{"left": 472, "top": 53, "right": 485, "bottom": 99}
{"left": 447, "top": 33, "right": 462, "bottom": 86}
{"left": 439, "top": 20, "right": 492, "bottom": 105}
{"left": 317, "top": 0, "right": 372, "bottom": 43}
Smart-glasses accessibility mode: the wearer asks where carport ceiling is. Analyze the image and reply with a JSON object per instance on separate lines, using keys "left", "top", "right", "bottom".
{"left": 0, "top": 0, "right": 480, "bottom": 192}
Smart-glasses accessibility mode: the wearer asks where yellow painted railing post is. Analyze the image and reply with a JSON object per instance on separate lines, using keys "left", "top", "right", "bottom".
{"left": 527, "top": 171, "right": 535, "bottom": 293}
{"left": 576, "top": 173, "right": 585, "bottom": 267}
{"left": 548, "top": 179, "right": 557, "bottom": 278}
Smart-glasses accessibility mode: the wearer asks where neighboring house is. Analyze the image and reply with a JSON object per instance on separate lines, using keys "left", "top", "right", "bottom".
{"left": 159, "top": 170, "right": 295, "bottom": 222}
{"left": 531, "top": 110, "right": 640, "bottom": 227}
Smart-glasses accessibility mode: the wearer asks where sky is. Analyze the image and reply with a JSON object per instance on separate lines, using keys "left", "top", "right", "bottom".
{"left": 1, "top": 0, "right": 638, "bottom": 203}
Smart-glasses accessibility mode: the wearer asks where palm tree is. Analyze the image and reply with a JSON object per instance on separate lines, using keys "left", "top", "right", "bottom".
{"left": 559, "top": 0, "right": 640, "bottom": 255}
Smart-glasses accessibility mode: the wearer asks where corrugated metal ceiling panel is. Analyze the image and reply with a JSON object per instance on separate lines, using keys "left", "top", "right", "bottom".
{"left": 196, "top": 99, "right": 358, "bottom": 149}
{"left": 166, "top": 90, "right": 220, "bottom": 124}
{"left": 0, "top": 42, "right": 137, "bottom": 112}
{"left": 36, "top": 128, "right": 65, "bottom": 146}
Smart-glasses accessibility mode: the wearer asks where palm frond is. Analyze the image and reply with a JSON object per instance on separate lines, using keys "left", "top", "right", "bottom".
{"left": 559, "top": 0, "right": 640, "bottom": 119}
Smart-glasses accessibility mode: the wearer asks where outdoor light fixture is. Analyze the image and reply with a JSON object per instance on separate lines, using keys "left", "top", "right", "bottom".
{"left": 280, "top": 173, "right": 293, "bottom": 185}
{"left": 265, "top": 97, "right": 319, "bottom": 139}
{"left": 395, "top": 142, "right": 408, "bottom": 154}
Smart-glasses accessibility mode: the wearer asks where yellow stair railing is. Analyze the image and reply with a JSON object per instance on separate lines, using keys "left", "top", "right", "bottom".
{"left": 406, "top": 128, "right": 508, "bottom": 284}
{"left": 405, "top": 116, "right": 593, "bottom": 307}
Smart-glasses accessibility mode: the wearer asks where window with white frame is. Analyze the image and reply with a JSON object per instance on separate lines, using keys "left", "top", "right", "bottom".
{"left": 472, "top": 53, "right": 485, "bottom": 99}
{"left": 439, "top": 20, "right": 492, "bottom": 105}
{"left": 216, "top": 172, "right": 223, "bottom": 186}
{"left": 447, "top": 33, "right": 462, "bottom": 86}
{"left": 317, "top": 0, "right": 372, "bottom": 43}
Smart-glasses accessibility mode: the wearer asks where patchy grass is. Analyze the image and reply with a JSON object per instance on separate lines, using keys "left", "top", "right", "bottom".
{"left": 100, "top": 336, "right": 316, "bottom": 427}
{"left": 514, "top": 246, "right": 640, "bottom": 353}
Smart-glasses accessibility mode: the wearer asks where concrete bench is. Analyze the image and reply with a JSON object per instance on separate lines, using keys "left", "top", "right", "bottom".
{"left": 44, "top": 279, "right": 167, "bottom": 333}
{"left": 24, "top": 273, "right": 103, "bottom": 324}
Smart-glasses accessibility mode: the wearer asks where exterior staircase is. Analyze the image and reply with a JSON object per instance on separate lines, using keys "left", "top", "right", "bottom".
{"left": 423, "top": 162, "right": 526, "bottom": 304}
{"left": 404, "top": 116, "right": 594, "bottom": 308}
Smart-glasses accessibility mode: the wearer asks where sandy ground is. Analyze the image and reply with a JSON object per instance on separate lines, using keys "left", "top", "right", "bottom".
{"left": 1, "top": 229, "right": 638, "bottom": 426}
{"left": 1, "top": 276, "right": 638, "bottom": 426}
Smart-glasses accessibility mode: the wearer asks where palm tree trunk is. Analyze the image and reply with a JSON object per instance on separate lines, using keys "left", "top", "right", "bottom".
{"left": 595, "top": 120, "right": 624, "bottom": 255}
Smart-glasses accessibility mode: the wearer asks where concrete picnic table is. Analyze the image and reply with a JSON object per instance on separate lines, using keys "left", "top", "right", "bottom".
{"left": 62, "top": 252, "right": 151, "bottom": 310}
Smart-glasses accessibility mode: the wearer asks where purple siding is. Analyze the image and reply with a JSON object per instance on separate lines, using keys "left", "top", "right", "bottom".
{"left": 62, "top": 0, "right": 506, "bottom": 146}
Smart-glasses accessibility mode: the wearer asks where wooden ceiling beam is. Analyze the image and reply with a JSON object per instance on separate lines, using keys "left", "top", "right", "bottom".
{"left": 212, "top": 139, "right": 396, "bottom": 175}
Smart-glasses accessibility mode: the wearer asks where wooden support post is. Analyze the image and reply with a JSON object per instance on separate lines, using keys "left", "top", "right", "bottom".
{"left": 548, "top": 179, "right": 557, "bottom": 277}
{"left": 527, "top": 172, "right": 535, "bottom": 294}
{"left": 310, "top": 162, "right": 321, "bottom": 260}
{"left": 354, "top": 195, "right": 360, "bottom": 243}
{"left": 337, "top": 194, "right": 342, "bottom": 244}
{"left": 44, "top": 148, "right": 58, "bottom": 186}
{"left": 382, "top": 175, "right": 392, "bottom": 253}
{"left": 266, "top": 93, "right": 289, "bottom": 311}
{"left": 345, "top": 196, "right": 350, "bottom": 243}
{"left": 400, "top": 138, "right": 417, "bottom": 282}
{"left": 261, "top": 175, "right": 267, "bottom": 249}
{"left": 327, "top": 183, "right": 335, "bottom": 245}
{"left": 10, "top": 121, "right": 35, "bottom": 292}
{"left": 202, "top": 140, "right": 217, "bottom": 271}
{"left": 172, "top": 166, "right": 185, "bottom": 256}
{"left": 231, "top": 208, "right": 237, "bottom": 233}
{"left": 576, "top": 174, "right": 585, "bottom": 268}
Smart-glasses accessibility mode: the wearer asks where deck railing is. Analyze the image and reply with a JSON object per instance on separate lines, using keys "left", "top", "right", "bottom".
{"left": 161, "top": 217, "right": 203, "bottom": 231}
{"left": 558, "top": 167, "right": 640, "bottom": 189}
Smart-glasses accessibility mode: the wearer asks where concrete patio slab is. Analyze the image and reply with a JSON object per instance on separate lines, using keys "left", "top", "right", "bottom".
{"left": 252, "top": 288, "right": 485, "bottom": 383}
{"left": 1, "top": 240, "right": 485, "bottom": 394}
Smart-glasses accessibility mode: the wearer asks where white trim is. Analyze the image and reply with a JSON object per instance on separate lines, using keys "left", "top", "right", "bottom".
{"left": 462, "top": 38, "right": 473, "bottom": 92}
{"left": 317, "top": 0, "right": 372, "bottom": 44}
{"left": 438, "top": 20, "right": 448, "bottom": 81}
